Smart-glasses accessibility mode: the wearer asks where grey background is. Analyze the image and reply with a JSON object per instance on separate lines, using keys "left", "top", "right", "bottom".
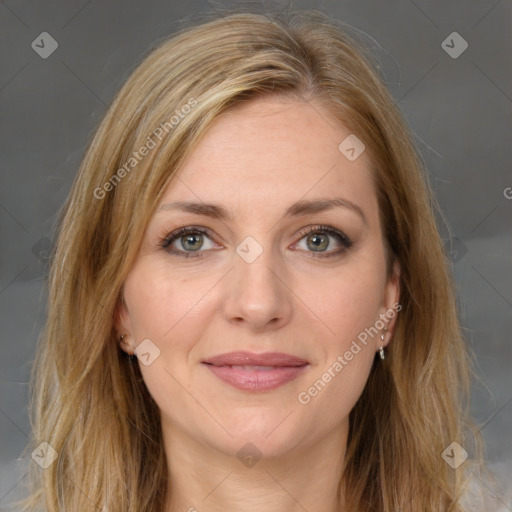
{"left": 1, "top": 0, "right": 511, "bottom": 508}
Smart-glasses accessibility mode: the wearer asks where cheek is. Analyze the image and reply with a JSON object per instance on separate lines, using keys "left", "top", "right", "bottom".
{"left": 297, "top": 278, "right": 379, "bottom": 424}
{"left": 304, "top": 348, "right": 375, "bottom": 427}
{"left": 123, "top": 259, "right": 213, "bottom": 340}
{"left": 121, "top": 262, "right": 210, "bottom": 417}
{"left": 300, "top": 256, "right": 387, "bottom": 350}
{"left": 294, "top": 251, "right": 386, "bottom": 408}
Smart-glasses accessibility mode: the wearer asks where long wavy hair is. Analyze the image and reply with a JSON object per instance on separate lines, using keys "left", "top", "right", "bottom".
{"left": 20, "top": 8, "right": 481, "bottom": 511}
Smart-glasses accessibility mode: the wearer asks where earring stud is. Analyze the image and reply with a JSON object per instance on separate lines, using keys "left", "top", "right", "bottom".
{"left": 119, "top": 333, "right": 136, "bottom": 359}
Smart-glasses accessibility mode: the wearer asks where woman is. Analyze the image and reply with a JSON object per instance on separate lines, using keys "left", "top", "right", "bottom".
{"left": 22, "top": 8, "right": 486, "bottom": 512}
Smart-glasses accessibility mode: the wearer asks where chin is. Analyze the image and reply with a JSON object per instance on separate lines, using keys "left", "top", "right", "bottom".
{"left": 209, "top": 408, "right": 306, "bottom": 457}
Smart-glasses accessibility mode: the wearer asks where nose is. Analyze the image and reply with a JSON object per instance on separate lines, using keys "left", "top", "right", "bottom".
{"left": 222, "top": 244, "right": 293, "bottom": 332}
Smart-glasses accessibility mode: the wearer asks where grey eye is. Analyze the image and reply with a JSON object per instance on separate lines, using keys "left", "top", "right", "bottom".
{"left": 179, "top": 233, "right": 204, "bottom": 251}
{"left": 306, "top": 232, "right": 330, "bottom": 252}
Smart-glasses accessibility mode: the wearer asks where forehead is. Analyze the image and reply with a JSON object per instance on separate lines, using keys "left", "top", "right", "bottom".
{"left": 159, "top": 96, "right": 377, "bottom": 221}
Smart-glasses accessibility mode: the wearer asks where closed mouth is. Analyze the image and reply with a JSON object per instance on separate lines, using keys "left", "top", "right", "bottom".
{"left": 202, "top": 352, "right": 309, "bottom": 392}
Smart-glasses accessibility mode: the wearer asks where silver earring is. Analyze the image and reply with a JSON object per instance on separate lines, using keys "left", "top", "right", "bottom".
{"left": 378, "top": 332, "right": 385, "bottom": 360}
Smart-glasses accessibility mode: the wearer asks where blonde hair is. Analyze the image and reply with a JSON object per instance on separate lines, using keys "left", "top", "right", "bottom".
{"left": 20, "top": 8, "right": 481, "bottom": 511}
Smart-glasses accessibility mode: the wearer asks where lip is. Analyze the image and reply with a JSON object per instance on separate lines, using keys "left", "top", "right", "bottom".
{"left": 202, "top": 351, "right": 309, "bottom": 392}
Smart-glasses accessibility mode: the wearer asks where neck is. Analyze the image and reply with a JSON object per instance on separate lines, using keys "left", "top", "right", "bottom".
{"left": 162, "top": 421, "right": 348, "bottom": 512}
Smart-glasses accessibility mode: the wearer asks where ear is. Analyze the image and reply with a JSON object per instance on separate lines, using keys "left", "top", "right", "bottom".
{"left": 379, "top": 261, "right": 401, "bottom": 348}
{"left": 113, "top": 288, "right": 135, "bottom": 355}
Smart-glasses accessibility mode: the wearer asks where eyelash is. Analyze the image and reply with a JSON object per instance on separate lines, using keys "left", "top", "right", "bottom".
{"left": 160, "top": 226, "right": 213, "bottom": 259}
{"left": 159, "top": 225, "right": 353, "bottom": 259}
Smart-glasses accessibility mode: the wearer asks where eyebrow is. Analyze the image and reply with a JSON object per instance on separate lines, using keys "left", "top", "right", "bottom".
{"left": 157, "top": 197, "right": 366, "bottom": 224}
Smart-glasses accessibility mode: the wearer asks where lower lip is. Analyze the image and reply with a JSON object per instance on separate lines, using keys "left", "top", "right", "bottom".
{"left": 203, "top": 364, "right": 309, "bottom": 392}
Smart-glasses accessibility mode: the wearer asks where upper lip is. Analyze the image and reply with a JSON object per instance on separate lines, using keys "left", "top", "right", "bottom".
{"left": 202, "top": 351, "right": 309, "bottom": 367}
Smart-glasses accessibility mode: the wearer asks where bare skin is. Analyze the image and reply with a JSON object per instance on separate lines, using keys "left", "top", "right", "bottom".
{"left": 116, "top": 96, "right": 400, "bottom": 512}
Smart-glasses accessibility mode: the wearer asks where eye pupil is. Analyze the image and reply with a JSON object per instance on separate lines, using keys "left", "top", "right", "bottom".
{"left": 307, "top": 233, "right": 329, "bottom": 251}
{"left": 181, "top": 234, "right": 203, "bottom": 251}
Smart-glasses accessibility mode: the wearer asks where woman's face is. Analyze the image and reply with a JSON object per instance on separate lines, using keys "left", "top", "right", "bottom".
{"left": 117, "top": 96, "right": 399, "bottom": 460}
